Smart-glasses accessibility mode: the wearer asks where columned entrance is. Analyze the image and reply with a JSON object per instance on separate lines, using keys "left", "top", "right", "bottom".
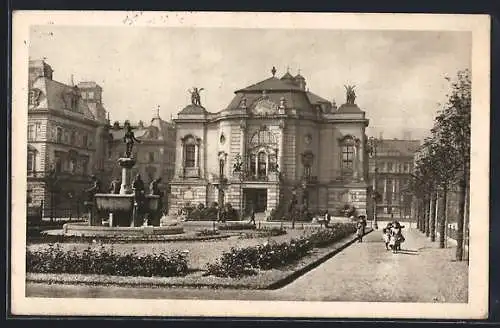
{"left": 244, "top": 188, "right": 268, "bottom": 213}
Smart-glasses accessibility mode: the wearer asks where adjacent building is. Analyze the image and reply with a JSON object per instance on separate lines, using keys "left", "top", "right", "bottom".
{"left": 27, "top": 60, "right": 109, "bottom": 217}
{"left": 169, "top": 68, "right": 371, "bottom": 218}
{"left": 368, "top": 137, "right": 421, "bottom": 219}
{"left": 27, "top": 59, "right": 177, "bottom": 217}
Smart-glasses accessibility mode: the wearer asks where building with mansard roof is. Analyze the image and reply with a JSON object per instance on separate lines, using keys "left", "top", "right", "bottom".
{"left": 169, "top": 68, "right": 371, "bottom": 219}
{"left": 27, "top": 59, "right": 110, "bottom": 217}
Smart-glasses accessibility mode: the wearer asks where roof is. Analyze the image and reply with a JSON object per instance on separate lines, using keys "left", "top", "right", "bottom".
{"left": 295, "top": 73, "right": 305, "bottom": 80}
{"left": 377, "top": 139, "right": 422, "bottom": 157}
{"left": 236, "top": 76, "right": 303, "bottom": 93}
{"left": 77, "top": 81, "right": 102, "bottom": 89}
{"left": 306, "top": 91, "right": 330, "bottom": 104}
{"left": 337, "top": 103, "right": 363, "bottom": 113}
{"left": 225, "top": 91, "right": 314, "bottom": 112}
{"left": 31, "top": 77, "right": 96, "bottom": 120}
{"left": 178, "top": 104, "right": 209, "bottom": 115}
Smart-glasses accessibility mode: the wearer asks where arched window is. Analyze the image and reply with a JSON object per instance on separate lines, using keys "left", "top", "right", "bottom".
{"left": 249, "top": 129, "right": 277, "bottom": 148}
{"left": 181, "top": 135, "right": 200, "bottom": 177}
{"left": 342, "top": 145, "right": 354, "bottom": 169}
{"left": 339, "top": 135, "right": 358, "bottom": 176}
{"left": 185, "top": 144, "right": 196, "bottom": 167}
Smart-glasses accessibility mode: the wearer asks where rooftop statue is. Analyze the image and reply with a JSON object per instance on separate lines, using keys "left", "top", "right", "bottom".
{"left": 189, "top": 87, "right": 204, "bottom": 107}
{"left": 345, "top": 85, "right": 356, "bottom": 105}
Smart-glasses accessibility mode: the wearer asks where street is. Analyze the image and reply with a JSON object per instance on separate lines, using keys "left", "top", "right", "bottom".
{"left": 26, "top": 224, "right": 468, "bottom": 303}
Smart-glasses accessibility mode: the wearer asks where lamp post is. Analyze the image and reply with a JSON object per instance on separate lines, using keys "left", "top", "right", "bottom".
{"left": 368, "top": 137, "right": 379, "bottom": 229}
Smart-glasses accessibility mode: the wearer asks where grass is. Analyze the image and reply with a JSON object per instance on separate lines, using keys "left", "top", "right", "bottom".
{"left": 27, "top": 229, "right": 311, "bottom": 270}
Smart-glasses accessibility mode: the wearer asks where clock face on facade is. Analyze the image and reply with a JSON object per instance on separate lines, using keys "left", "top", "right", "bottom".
{"left": 253, "top": 98, "right": 278, "bottom": 115}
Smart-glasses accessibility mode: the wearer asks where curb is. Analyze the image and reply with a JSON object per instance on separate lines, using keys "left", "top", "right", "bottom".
{"left": 264, "top": 228, "right": 373, "bottom": 290}
{"left": 27, "top": 229, "right": 372, "bottom": 290}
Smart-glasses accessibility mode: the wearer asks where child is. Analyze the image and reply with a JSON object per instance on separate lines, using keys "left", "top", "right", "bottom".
{"left": 356, "top": 220, "right": 364, "bottom": 242}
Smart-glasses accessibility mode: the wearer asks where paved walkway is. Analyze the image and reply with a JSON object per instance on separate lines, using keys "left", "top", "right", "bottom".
{"left": 26, "top": 224, "right": 468, "bottom": 302}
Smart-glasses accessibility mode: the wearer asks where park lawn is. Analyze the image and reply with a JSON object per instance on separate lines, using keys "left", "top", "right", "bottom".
{"left": 27, "top": 229, "right": 311, "bottom": 270}
{"left": 27, "top": 230, "right": 365, "bottom": 290}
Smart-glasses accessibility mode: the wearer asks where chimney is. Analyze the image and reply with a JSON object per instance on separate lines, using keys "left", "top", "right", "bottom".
{"left": 379, "top": 131, "right": 384, "bottom": 140}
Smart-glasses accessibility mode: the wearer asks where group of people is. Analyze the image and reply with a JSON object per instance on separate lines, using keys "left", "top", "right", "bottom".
{"left": 382, "top": 220, "right": 406, "bottom": 252}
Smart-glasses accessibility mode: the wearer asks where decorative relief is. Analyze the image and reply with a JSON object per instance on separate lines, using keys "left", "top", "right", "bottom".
{"left": 252, "top": 98, "right": 278, "bottom": 116}
{"left": 304, "top": 133, "right": 312, "bottom": 145}
{"left": 28, "top": 88, "right": 43, "bottom": 107}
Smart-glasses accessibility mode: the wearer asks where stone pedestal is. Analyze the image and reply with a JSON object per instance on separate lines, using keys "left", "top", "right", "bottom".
{"left": 84, "top": 201, "right": 100, "bottom": 226}
{"left": 117, "top": 157, "right": 136, "bottom": 195}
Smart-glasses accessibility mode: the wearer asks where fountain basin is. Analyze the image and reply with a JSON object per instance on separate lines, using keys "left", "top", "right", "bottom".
{"left": 94, "top": 193, "right": 160, "bottom": 212}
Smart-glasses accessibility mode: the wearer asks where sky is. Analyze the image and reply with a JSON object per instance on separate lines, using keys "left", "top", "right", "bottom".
{"left": 29, "top": 26, "right": 471, "bottom": 140}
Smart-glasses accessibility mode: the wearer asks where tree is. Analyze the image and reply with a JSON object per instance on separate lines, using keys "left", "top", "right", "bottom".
{"left": 432, "top": 69, "right": 471, "bottom": 258}
{"left": 412, "top": 69, "right": 471, "bottom": 257}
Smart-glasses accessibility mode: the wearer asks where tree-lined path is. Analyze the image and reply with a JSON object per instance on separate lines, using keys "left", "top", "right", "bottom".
{"left": 26, "top": 224, "right": 468, "bottom": 302}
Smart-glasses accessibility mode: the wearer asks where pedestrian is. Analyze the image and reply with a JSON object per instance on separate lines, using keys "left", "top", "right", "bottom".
{"left": 356, "top": 219, "right": 364, "bottom": 242}
{"left": 248, "top": 205, "right": 256, "bottom": 225}
{"left": 324, "top": 209, "right": 331, "bottom": 228}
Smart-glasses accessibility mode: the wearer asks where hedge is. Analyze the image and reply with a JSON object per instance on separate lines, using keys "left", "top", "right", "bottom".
{"left": 205, "top": 223, "right": 357, "bottom": 278}
{"left": 26, "top": 244, "right": 189, "bottom": 277}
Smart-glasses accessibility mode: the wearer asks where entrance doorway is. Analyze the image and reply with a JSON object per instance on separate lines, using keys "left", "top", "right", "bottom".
{"left": 244, "top": 188, "right": 267, "bottom": 213}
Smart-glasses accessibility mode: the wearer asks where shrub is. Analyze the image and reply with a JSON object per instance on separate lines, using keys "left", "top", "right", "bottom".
{"left": 238, "top": 226, "right": 287, "bottom": 239}
{"left": 217, "top": 222, "right": 256, "bottom": 230}
{"left": 26, "top": 244, "right": 189, "bottom": 277}
{"left": 196, "top": 229, "right": 220, "bottom": 237}
{"left": 205, "top": 223, "right": 357, "bottom": 278}
{"left": 307, "top": 223, "right": 357, "bottom": 248}
{"left": 205, "top": 237, "right": 312, "bottom": 278}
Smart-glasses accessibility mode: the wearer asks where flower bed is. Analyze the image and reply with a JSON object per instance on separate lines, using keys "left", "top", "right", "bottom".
{"left": 26, "top": 244, "right": 189, "bottom": 277}
{"left": 205, "top": 223, "right": 357, "bottom": 278}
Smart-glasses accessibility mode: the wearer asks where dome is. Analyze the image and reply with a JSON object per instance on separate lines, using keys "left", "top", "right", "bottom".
{"left": 178, "top": 104, "right": 208, "bottom": 115}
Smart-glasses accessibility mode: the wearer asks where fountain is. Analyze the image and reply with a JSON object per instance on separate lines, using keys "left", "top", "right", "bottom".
{"left": 62, "top": 122, "right": 184, "bottom": 238}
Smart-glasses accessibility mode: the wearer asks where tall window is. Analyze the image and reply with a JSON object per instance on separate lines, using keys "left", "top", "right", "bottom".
{"left": 28, "top": 125, "right": 35, "bottom": 141}
{"left": 387, "top": 162, "right": 393, "bottom": 172}
{"left": 27, "top": 151, "right": 35, "bottom": 173}
{"left": 341, "top": 145, "right": 354, "bottom": 170}
{"left": 54, "top": 153, "right": 62, "bottom": 173}
{"left": 257, "top": 151, "right": 267, "bottom": 178}
{"left": 56, "top": 127, "right": 63, "bottom": 143}
{"left": 185, "top": 144, "right": 196, "bottom": 168}
{"left": 81, "top": 157, "right": 89, "bottom": 175}
{"left": 219, "top": 158, "right": 225, "bottom": 178}
{"left": 249, "top": 153, "right": 256, "bottom": 176}
{"left": 269, "top": 154, "right": 277, "bottom": 172}
{"left": 148, "top": 152, "right": 155, "bottom": 163}
{"left": 70, "top": 131, "right": 76, "bottom": 145}
{"left": 82, "top": 134, "right": 88, "bottom": 148}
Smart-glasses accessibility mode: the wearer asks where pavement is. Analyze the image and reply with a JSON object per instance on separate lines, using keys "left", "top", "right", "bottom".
{"left": 26, "top": 223, "right": 468, "bottom": 303}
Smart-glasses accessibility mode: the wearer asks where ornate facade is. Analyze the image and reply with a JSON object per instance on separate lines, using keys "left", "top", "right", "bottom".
{"left": 169, "top": 68, "right": 370, "bottom": 218}
{"left": 27, "top": 60, "right": 109, "bottom": 217}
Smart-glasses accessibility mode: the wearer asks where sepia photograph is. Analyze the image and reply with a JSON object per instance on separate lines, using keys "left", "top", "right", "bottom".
{"left": 10, "top": 11, "right": 490, "bottom": 319}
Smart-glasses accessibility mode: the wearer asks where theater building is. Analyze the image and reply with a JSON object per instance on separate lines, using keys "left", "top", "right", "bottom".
{"left": 169, "top": 68, "right": 370, "bottom": 218}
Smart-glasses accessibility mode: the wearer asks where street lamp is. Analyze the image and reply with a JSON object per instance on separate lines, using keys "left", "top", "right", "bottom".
{"left": 368, "top": 136, "right": 379, "bottom": 229}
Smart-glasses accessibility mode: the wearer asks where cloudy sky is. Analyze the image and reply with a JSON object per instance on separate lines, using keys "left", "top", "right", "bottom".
{"left": 29, "top": 26, "right": 471, "bottom": 140}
